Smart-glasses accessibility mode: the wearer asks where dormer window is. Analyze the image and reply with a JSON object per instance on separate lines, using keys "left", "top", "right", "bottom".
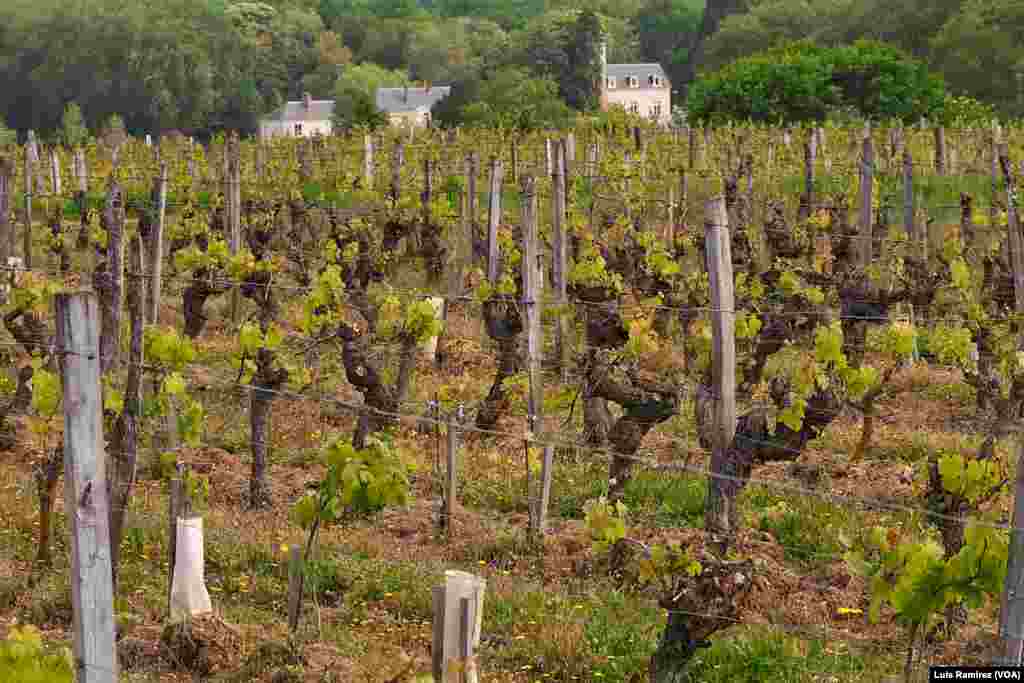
{"left": 606, "top": 77, "right": 616, "bottom": 89}
{"left": 626, "top": 76, "right": 639, "bottom": 88}
{"left": 648, "top": 74, "right": 662, "bottom": 88}
{"left": 294, "top": 123, "right": 303, "bottom": 135}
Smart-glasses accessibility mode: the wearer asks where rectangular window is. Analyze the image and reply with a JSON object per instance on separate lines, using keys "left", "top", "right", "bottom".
{"left": 649, "top": 75, "right": 663, "bottom": 88}
{"left": 629, "top": 102, "right": 639, "bottom": 114}
{"left": 294, "top": 123, "right": 303, "bottom": 135}
{"left": 651, "top": 103, "right": 662, "bottom": 118}
{"left": 606, "top": 77, "right": 616, "bottom": 89}
{"left": 626, "top": 76, "right": 638, "bottom": 88}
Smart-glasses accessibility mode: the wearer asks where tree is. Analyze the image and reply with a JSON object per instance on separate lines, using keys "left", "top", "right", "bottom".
{"left": 562, "top": 9, "right": 603, "bottom": 110}
{"left": 687, "top": 41, "right": 947, "bottom": 124}
{"left": 432, "top": 68, "right": 573, "bottom": 130}
{"left": 60, "top": 102, "right": 88, "bottom": 147}
{"left": 332, "top": 86, "right": 387, "bottom": 131}
{"left": 677, "top": 0, "right": 749, "bottom": 93}
{"left": 634, "top": 0, "right": 703, "bottom": 88}
{"left": 931, "top": 0, "right": 1024, "bottom": 116}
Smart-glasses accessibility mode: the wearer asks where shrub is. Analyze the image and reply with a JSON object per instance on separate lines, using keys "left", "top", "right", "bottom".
{"left": 0, "top": 625, "right": 72, "bottom": 683}
{"left": 688, "top": 40, "right": 946, "bottom": 124}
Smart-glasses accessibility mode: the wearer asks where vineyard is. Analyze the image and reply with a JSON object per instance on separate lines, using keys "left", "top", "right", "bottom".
{"left": 1, "top": 119, "right": 1023, "bottom": 682}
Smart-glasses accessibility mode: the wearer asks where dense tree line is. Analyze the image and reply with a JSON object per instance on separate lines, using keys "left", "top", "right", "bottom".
{"left": 1, "top": 0, "right": 1023, "bottom": 139}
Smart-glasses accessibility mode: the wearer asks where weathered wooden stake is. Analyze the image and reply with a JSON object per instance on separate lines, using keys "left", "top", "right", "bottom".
{"left": 56, "top": 292, "right": 117, "bottom": 683}
{"left": 486, "top": 158, "right": 503, "bottom": 282}
{"left": 50, "top": 149, "right": 61, "bottom": 196}
{"left": 859, "top": 133, "right": 875, "bottom": 267}
{"left": 552, "top": 140, "right": 569, "bottom": 380}
{"left": 287, "top": 545, "right": 304, "bottom": 632}
{"left": 445, "top": 412, "right": 458, "bottom": 535}
{"left": 521, "top": 174, "right": 542, "bottom": 439}
{"left": 148, "top": 162, "right": 168, "bottom": 325}
{"left": 701, "top": 198, "right": 737, "bottom": 544}
{"left": 228, "top": 136, "right": 242, "bottom": 323}
{"left": 23, "top": 150, "right": 33, "bottom": 269}
{"left": 363, "top": 134, "right": 374, "bottom": 190}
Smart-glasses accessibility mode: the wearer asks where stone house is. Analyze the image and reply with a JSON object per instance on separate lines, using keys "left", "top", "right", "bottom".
{"left": 259, "top": 93, "right": 334, "bottom": 138}
{"left": 375, "top": 86, "right": 452, "bottom": 128}
{"left": 599, "top": 44, "right": 672, "bottom": 125}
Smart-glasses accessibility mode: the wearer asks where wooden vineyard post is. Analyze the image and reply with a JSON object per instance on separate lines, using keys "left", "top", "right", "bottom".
{"left": 1002, "top": 436, "right": 1024, "bottom": 664}
{"left": 467, "top": 152, "right": 479, "bottom": 249}
{"left": 552, "top": 140, "right": 569, "bottom": 380}
{"left": 23, "top": 148, "right": 33, "bottom": 269}
{"left": 0, "top": 157, "right": 11, "bottom": 303}
{"left": 531, "top": 445, "right": 554, "bottom": 538}
{"left": 149, "top": 162, "right": 168, "bottom": 325}
{"left": 287, "top": 545, "right": 304, "bottom": 632}
{"left": 521, "top": 174, "right": 542, "bottom": 430}
{"left": 521, "top": 175, "right": 545, "bottom": 535}
{"left": 390, "top": 141, "right": 404, "bottom": 204}
{"left": 510, "top": 138, "right": 518, "bottom": 184}
{"left": 799, "top": 131, "right": 817, "bottom": 221}
{"left": 50, "top": 148, "right": 61, "bottom": 196}
{"left": 433, "top": 571, "right": 485, "bottom": 683}
{"left": 1001, "top": 141, "right": 1024, "bottom": 666}
{"left": 228, "top": 136, "right": 242, "bottom": 323}
{"left": 486, "top": 157, "right": 503, "bottom": 282}
{"left": 363, "top": 134, "right": 374, "bottom": 190}
{"left": 858, "top": 132, "right": 875, "bottom": 267}
{"left": 443, "top": 412, "right": 458, "bottom": 535}
{"left": 934, "top": 126, "right": 947, "bottom": 176}
{"left": 701, "top": 198, "right": 737, "bottom": 546}
{"left": 999, "top": 143, "right": 1024, "bottom": 312}
{"left": 903, "top": 149, "right": 915, "bottom": 243}
{"left": 993, "top": 123, "right": 1002, "bottom": 234}
{"left": 167, "top": 463, "right": 193, "bottom": 615}
{"left": 56, "top": 292, "right": 117, "bottom": 683}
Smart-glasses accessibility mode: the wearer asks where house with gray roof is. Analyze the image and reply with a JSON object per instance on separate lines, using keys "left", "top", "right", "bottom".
{"left": 375, "top": 85, "right": 452, "bottom": 128}
{"left": 599, "top": 44, "right": 671, "bottom": 124}
{"left": 259, "top": 93, "right": 334, "bottom": 138}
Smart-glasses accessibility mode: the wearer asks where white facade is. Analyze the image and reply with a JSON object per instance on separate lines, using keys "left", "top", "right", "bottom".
{"left": 604, "top": 79, "right": 671, "bottom": 124}
{"left": 599, "top": 43, "right": 672, "bottom": 125}
{"left": 259, "top": 119, "right": 333, "bottom": 139}
{"left": 259, "top": 94, "right": 335, "bottom": 139}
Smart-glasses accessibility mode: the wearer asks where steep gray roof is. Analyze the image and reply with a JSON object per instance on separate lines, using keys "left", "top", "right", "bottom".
{"left": 263, "top": 99, "right": 335, "bottom": 122}
{"left": 605, "top": 63, "right": 669, "bottom": 86}
{"left": 376, "top": 86, "right": 452, "bottom": 114}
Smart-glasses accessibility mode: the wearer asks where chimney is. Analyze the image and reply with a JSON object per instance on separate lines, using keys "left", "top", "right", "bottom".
{"left": 303, "top": 92, "right": 312, "bottom": 111}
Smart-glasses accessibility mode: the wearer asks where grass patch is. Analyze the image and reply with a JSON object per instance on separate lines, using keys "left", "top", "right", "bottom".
{"left": 622, "top": 472, "right": 707, "bottom": 528}
{"left": 744, "top": 488, "right": 857, "bottom": 568}
{"left": 687, "top": 629, "right": 876, "bottom": 682}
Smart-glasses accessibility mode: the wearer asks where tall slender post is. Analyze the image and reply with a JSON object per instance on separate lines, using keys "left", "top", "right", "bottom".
{"left": 859, "top": 133, "right": 875, "bottom": 267}
{"left": 363, "top": 134, "right": 374, "bottom": 190}
{"left": 287, "top": 545, "right": 304, "bottom": 632}
{"left": 445, "top": 412, "right": 458, "bottom": 535}
{"left": 1001, "top": 141, "right": 1024, "bottom": 665}
{"left": 23, "top": 150, "right": 33, "bottom": 269}
{"left": 552, "top": 141, "right": 569, "bottom": 379}
{"left": 149, "top": 162, "right": 167, "bottom": 325}
{"left": 0, "top": 157, "right": 12, "bottom": 299}
{"left": 56, "top": 292, "right": 117, "bottom": 683}
{"left": 701, "top": 198, "right": 737, "bottom": 545}
{"left": 486, "top": 158, "right": 503, "bottom": 282}
{"left": 521, "top": 175, "right": 542, "bottom": 441}
{"left": 228, "top": 137, "right": 242, "bottom": 322}
{"left": 50, "top": 149, "right": 61, "bottom": 196}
